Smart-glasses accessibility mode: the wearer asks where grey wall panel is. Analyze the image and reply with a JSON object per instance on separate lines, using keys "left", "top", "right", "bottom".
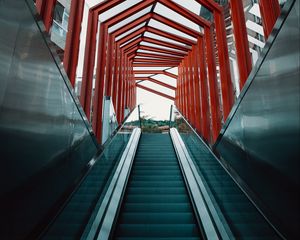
{"left": 215, "top": 1, "right": 299, "bottom": 238}
{"left": 0, "top": 0, "right": 97, "bottom": 238}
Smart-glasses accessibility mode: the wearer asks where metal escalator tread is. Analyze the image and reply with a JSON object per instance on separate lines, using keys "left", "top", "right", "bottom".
{"left": 113, "top": 134, "right": 201, "bottom": 239}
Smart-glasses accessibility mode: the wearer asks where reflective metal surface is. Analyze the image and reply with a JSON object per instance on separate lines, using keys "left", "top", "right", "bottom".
{"left": 170, "top": 128, "right": 223, "bottom": 240}
{"left": 215, "top": 1, "right": 299, "bottom": 238}
{"left": 0, "top": 0, "right": 97, "bottom": 238}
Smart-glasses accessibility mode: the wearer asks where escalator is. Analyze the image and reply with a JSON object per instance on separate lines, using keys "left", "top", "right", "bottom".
{"left": 182, "top": 134, "right": 281, "bottom": 239}
{"left": 42, "top": 134, "right": 130, "bottom": 239}
{"left": 41, "top": 122, "right": 283, "bottom": 239}
{"left": 113, "top": 133, "right": 201, "bottom": 239}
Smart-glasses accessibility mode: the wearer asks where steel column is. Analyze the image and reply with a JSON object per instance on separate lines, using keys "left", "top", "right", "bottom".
{"left": 214, "top": 10, "right": 234, "bottom": 121}
{"left": 230, "top": 0, "right": 252, "bottom": 90}
{"left": 36, "top": 0, "right": 56, "bottom": 32}
{"left": 191, "top": 45, "right": 202, "bottom": 135}
{"left": 259, "top": 0, "right": 281, "bottom": 39}
{"left": 205, "top": 26, "right": 221, "bottom": 142}
{"left": 80, "top": 12, "right": 98, "bottom": 121}
{"left": 63, "top": 0, "right": 84, "bottom": 87}
{"left": 197, "top": 37, "right": 210, "bottom": 142}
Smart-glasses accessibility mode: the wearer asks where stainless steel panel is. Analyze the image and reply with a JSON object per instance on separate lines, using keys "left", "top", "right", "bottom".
{"left": 215, "top": 1, "right": 299, "bottom": 238}
{"left": 0, "top": 0, "right": 97, "bottom": 238}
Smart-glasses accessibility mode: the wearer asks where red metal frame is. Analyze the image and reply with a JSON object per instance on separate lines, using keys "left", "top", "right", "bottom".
{"left": 259, "top": 0, "right": 281, "bottom": 39}
{"left": 230, "top": 0, "right": 252, "bottom": 90}
{"left": 59, "top": 0, "right": 262, "bottom": 145}
{"left": 136, "top": 84, "right": 175, "bottom": 101}
{"left": 63, "top": 0, "right": 84, "bottom": 87}
{"left": 36, "top": 0, "right": 56, "bottom": 32}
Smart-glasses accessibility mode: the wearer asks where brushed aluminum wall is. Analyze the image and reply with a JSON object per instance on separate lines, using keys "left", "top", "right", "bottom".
{"left": 215, "top": 1, "right": 299, "bottom": 238}
{"left": 0, "top": 0, "right": 98, "bottom": 238}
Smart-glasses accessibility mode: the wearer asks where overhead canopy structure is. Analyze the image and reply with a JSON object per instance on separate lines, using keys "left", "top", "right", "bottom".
{"left": 36, "top": 0, "right": 281, "bottom": 143}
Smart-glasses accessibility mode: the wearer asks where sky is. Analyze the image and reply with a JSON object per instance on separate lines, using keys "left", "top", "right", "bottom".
{"left": 137, "top": 88, "right": 174, "bottom": 120}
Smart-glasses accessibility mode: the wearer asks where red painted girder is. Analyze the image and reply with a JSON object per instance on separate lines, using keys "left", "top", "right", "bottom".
{"left": 93, "top": 24, "right": 108, "bottom": 141}
{"left": 214, "top": 11, "right": 234, "bottom": 121}
{"left": 204, "top": 26, "right": 221, "bottom": 142}
{"left": 190, "top": 45, "right": 202, "bottom": 134}
{"left": 163, "top": 71, "right": 178, "bottom": 79}
{"left": 134, "top": 58, "right": 180, "bottom": 63}
{"left": 134, "top": 77, "right": 149, "bottom": 81}
{"left": 197, "top": 37, "right": 210, "bottom": 142}
{"left": 139, "top": 45, "right": 185, "bottom": 57}
{"left": 152, "top": 14, "right": 200, "bottom": 38}
{"left": 158, "top": 0, "right": 211, "bottom": 27}
{"left": 146, "top": 27, "right": 196, "bottom": 46}
{"left": 194, "top": 0, "right": 222, "bottom": 12}
{"left": 142, "top": 37, "right": 191, "bottom": 52}
{"left": 230, "top": 0, "right": 252, "bottom": 90}
{"left": 63, "top": 0, "right": 84, "bottom": 87}
{"left": 80, "top": 0, "right": 123, "bottom": 122}
{"left": 134, "top": 70, "right": 167, "bottom": 75}
{"left": 117, "top": 27, "right": 147, "bottom": 45}
{"left": 36, "top": 0, "right": 56, "bottom": 32}
{"left": 102, "top": 0, "right": 155, "bottom": 26}
{"left": 121, "top": 37, "right": 143, "bottom": 51}
{"left": 259, "top": 0, "right": 281, "bottom": 39}
{"left": 187, "top": 52, "right": 196, "bottom": 127}
{"left": 133, "top": 63, "right": 178, "bottom": 67}
{"left": 111, "top": 13, "right": 153, "bottom": 38}
{"left": 80, "top": 12, "right": 98, "bottom": 120}
{"left": 92, "top": 0, "right": 125, "bottom": 12}
{"left": 136, "top": 84, "right": 175, "bottom": 101}
{"left": 136, "top": 52, "right": 183, "bottom": 60}
{"left": 142, "top": 77, "right": 176, "bottom": 91}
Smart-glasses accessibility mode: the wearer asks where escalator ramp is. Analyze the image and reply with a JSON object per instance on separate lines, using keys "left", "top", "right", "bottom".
{"left": 113, "top": 133, "right": 201, "bottom": 239}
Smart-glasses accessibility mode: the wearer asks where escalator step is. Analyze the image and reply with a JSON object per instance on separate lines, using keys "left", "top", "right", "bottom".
{"left": 113, "top": 134, "right": 201, "bottom": 239}
{"left": 115, "top": 224, "right": 199, "bottom": 237}
{"left": 122, "top": 203, "right": 193, "bottom": 213}
{"left": 127, "top": 187, "right": 186, "bottom": 194}
{"left": 119, "top": 212, "right": 196, "bottom": 224}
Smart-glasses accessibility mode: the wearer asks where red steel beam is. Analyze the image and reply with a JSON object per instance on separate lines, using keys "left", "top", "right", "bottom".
{"left": 152, "top": 14, "right": 199, "bottom": 38}
{"left": 63, "top": 0, "right": 84, "bottom": 87}
{"left": 136, "top": 84, "right": 175, "bottom": 101}
{"left": 190, "top": 45, "right": 202, "bottom": 134}
{"left": 36, "top": 0, "right": 56, "bottom": 32}
{"left": 205, "top": 26, "right": 221, "bottom": 142}
{"left": 158, "top": 0, "right": 211, "bottom": 27}
{"left": 214, "top": 10, "right": 234, "bottom": 121}
{"left": 163, "top": 71, "right": 178, "bottom": 80}
{"left": 80, "top": 0, "right": 123, "bottom": 121}
{"left": 197, "top": 37, "right": 210, "bottom": 141}
{"left": 136, "top": 52, "right": 183, "bottom": 60}
{"left": 142, "top": 37, "right": 191, "bottom": 52}
{"left": 230, "top": 0, "right": 252, "bottom": 90}
{"left": 133, "top": 58, "right": 180, "bottom": 64}
{"left": 133, "top": 63, "right": 178, "bottom": 67}
{"left": 146, "top": 27, "right": 196, "bottom": 46}
{"left": 187, "top": 53, "right": 196, "bottom": 127}
{"left": 80, "top": 12, "right": 98, "bottom": 120}
{"left": 259, "top": 0, "right": 281, "bottom": 39}
{"left": 134, "top": 70, "right": 166, "bottom": 75}
{"left": 139, "top": 45, "right": 186, "bottom": 57}
{"left": 117, "top": 26, "right": 147, "bottom": 45}
{"left": 141, "top": 77, "right": 177, "bottom": 91}
{"left": 92, "top": 1, "right": 156, "bottom": 140}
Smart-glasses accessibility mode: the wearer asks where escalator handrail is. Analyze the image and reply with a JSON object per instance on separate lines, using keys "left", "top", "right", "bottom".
{"left": 170, "top": 128, "right": 233, "bottom": 240}
{"left": 38, "top": 105, "right": 140, "bottom": 239}
{"left": 84, "top": 128, "right": 141, "bottom": 240}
